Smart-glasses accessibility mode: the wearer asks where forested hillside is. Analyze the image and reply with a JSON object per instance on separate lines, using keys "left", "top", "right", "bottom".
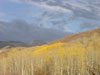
{"left": 0, "top": 29, "right": 100, "bottom": 75}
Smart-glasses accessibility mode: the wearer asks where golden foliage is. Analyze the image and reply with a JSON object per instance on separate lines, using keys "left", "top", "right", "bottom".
{"left": 0, "top": 33, "right": 100, "bottom": 75}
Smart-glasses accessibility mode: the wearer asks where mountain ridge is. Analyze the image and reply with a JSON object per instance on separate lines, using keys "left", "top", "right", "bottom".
{"left": 0, "top": 40, "right": 46, "bottom": 49}
{"left": 50, "top": 28, "right": 100, "bottom": 44}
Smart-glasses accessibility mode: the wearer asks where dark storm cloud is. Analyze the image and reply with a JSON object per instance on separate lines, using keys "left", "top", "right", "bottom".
{"left": 0, "top": 19, "right": 72, "bottom": 42}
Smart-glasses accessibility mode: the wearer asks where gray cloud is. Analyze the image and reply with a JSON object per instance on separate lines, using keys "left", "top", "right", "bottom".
{"left": 9, "top": 0, "right": 100, "bottom": 33}
{"left": 81, "top": 23, "right": 96, "bottom": 29}
{"left": 0, "top": 12, "right": 7, "bottom": 21}
{"left": 31, "top": 11, "right": 71, "bottom": 31}
{"left": 0, "top": 19, "right": 72, "bottom": 42}
{"left": 80, "top": 22, "right": 100, "bottom": 32}
{"left": 2, "top": 0, "right": 100, "bottom": 43}
{"left": 11, "top": 0, "right": 100, "bottom": 20}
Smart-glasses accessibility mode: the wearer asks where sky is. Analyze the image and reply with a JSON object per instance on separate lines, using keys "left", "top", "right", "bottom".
{"left": 0, "top": 0, "right": 100, "bottom": 42}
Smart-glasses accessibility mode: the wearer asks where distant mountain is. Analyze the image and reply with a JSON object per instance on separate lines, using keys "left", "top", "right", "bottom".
{"left": 29, "top": 40, "right": 46, "bottom": 46}
{"left": 0, "top": 41, "right": 28, "bottom": 49}
{"left": 0, "top": 40, "right": 46, "bottom": 49}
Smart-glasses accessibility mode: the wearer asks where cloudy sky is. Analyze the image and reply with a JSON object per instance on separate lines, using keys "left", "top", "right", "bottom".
{"left": 0, "top": 0, "right": 100, "bottom": 42}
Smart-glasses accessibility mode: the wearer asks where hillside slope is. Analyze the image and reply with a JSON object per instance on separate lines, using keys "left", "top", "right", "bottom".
{"left": 0, "top": 28, "right": 100, "bottom": 75}
{"left": 50, "top": 28, "right": 100, "bottom": 43}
